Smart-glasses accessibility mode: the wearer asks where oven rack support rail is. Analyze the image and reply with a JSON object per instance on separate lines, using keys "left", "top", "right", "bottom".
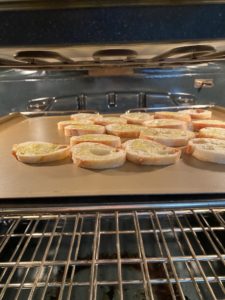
{"left": 0, "top": 207, "right": 224, "bottom": 300}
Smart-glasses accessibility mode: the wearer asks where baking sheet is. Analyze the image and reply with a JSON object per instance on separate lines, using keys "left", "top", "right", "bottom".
{"left": 1, "top": 108, "right": 225, "bottom": 199}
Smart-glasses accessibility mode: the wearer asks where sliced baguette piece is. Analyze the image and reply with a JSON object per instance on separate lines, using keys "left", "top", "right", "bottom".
{"left": 154, "top": 111, "right": 191, "bottom": 122}
{"left": 57, "top": 119, "right": 93, "bottom": 130}
{"left": 123, "top": 139, "right": 181, "bottom": 165}
{"left": 70, "top": 113, "right": 100, "bottom": 121}
{"left": 143, "top": 118, "right": 188, "bottom": 130}
{"left": 70, "top": 134, "right": 121, "bottom": 148}
{"left": 186, "top": 138, "right": 225, "bottom": 164}
{"left": 198, "top": 127, "right": 225, "bottom": 140}
{"left": 12, "top": 141, "right": 70, "bottom": 164}
{"left": 71, "top": 142, "right": 126, "bottom": 169}
{"left": 192, "top": 119, "right": 225, "bottom": 131}
{"left": 94, "top": 116, "right": 127, "bottom": 126}
{"left": 105, "top": 123, "right": 146, "bottom": 138}
{"left": 64, "top": 124, "right": 105, "bottom": 137}
{"left": 140, "top": 128, "right": 195, "bottom": 147}
{"left": 120, "top": 112, "right": 153, "bottom": 125}
{"left": 178, "top": 109, "right": 212, "bottom": 120}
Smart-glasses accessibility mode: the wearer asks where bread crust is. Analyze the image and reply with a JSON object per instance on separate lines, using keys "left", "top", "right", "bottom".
{"left": 192, "top": 120, "right": 225, "bottom": 131}
{"left": 198, "top": 127, "right": 225, "bottom": 140}
{"left": 70, "top": 113, "right": 100, "bottom": 121}
{"left": 154, "top": 111, "right": 191, "bottom": 122}
{"left": 120, "top": 112, "right": 153, "bottom": 125}
{"left": 178, "top": 109, "right": 212, "bottom": 120}
{"left": 105, "top": 124, "right": 146, "bottom": 138}
{"left": 186, "top": 138, "right": 225, "bottom": 164}
{"left": 71, "top": 142, "right": 126, "bottom": 169}
{"left": 143, "top": 119, "right": 188, "bottom": 130}
{"left": 140, "top": 128, "right": 195, "bottom": 147}
{"left": 12, "top": 141, "right": 71, "bottom": 164}
{"left": 57, "top": 119, "right": 93, "bottom": 130}
{"left": 94, "top": 116, "right": 127, "bottom": 126}
{"left": 64, "top": 124, "right": 105, "bottom": 137}
{"left": 123, "top": 139, "right": 181, "bottom": 165}
{"left": 70, "top": 134, "right": 121, "bottom": 148}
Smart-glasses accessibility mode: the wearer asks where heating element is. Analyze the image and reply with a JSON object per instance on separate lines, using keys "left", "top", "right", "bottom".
{"left": 0, "top": 207, "right": 224, "bottom": 300}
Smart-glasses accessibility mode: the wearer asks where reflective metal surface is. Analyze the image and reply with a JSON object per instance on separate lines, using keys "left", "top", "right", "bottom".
{"left": 25, "top": 92, "right": 197, "bottom": 114}
{"left": 1, "top": 43, "right": 225, "bottom": 69}
{"left": 0, "top": 208, "right": 224, "bottom": 299}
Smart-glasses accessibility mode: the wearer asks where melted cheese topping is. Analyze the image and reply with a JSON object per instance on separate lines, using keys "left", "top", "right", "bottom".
{"left": 192, "top": 138, "right": 225, "bottom": 151}
{"left": 72, "top": 143, "right": 119, "bottom": 159}
{"left": 16, "top": 142, "right": 60, "bottom": 156}
{"left": 122, "top": 112, "right": 151, "bottom": 120}
{"left": 66, "top": 124, "right": 104, "bottom": 130}
{"left": 72, "top": 134, "right": 117, "bottom": 141}
{"left": 200, "top": 127, "right": 225, "bottom": 138}
{"left": 108, "top": 124, "right": 145, "bottom": 132}
{"left": 70, "top": 113, "right": 99, "bottom": 120}
{"left": 141, "top": 128, "right": 192, "bottom": 138}
{"left": 96, "top": 117, "right": 127, "bottom": 124}
{"left": 145, "top": 119, "right": 184, "bottom": 126}
{"left": 126, "top": 139, "right": 174, "bottom": 155}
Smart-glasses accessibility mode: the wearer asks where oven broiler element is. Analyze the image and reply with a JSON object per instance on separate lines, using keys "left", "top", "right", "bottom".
{"left": 0, "top": 208, "right": 224, "bottom": 300}
{"left": 0, "top": 43, "right": 225, "bottom": 70}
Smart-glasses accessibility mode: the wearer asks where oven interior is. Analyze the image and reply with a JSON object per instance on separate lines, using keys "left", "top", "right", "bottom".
{"left": 1, "top": 20, "right": 225, "bottom": 300}
{"left": 1, "top": 42, "right": 225, "bottom": 116}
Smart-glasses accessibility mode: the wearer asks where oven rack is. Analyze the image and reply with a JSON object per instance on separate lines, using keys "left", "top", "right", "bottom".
{"left": 0, "top": 208, "right": 224, "bottom": 300}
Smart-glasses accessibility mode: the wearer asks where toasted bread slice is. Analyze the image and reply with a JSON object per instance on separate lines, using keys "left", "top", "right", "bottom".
{"left": 144, "top": 118, "right": 188, "bottom": 130}
{"left": 198, "top": 127, "right": 225, "bottom": 140}
{"left": 64, "top": 124, "right": 105, "bottom": 137}
{"left": 192, "top": 119, "right": 225, "bottom": 131}
{"left": 123, "top": 139, "right": 181, "bottom": 165}
{"left": 70, "top": 113, "right": 100, "bottom": 121}
{"left": 120, "top": 112, "right": 153, "bottom": 125}
{"left": 154, "top": 111, "right": 191, "bottom": 122}
{"left": 140, "top": 128, "right": 195, "bottom": 147}
{"left": 105, "top": 124, "right": 146, "bottom": 138}
{"left": 12, "top": 141, "right": 70, "bottom": 164}
{"left": 178, "top": 109, "right": 212, "bottom": 119}
{"left": 71, "top": 142, "right": 126, "bottom": 169}
{"left": 57, "top": 119, "right": 93, "bottom": 130}
{"left": 70, "top": 134, "right": 121, "bottom": 148}
{"left": 94, "top": 116, "right": 127, "bottom": 126}
{"left": 186, "top": 138, "right": 225, "bottom": 164}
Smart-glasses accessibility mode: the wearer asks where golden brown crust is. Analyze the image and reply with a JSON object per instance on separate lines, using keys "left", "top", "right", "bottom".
{"left": 64, "top": 124, "right": 105, "bottom": 137}
{"left": 123, "top": 139, "right": 181, "bottom": 165}
{"left": 154, "top": 111, "right": 191, "bottom": 122}
{"left": 186, "top": 138, "right": 225, "bottom": 164}
{"left": 12, "top": 142, "right": 71, "bottom": 164}
{"left": 70, "top": 134, "right": 121, "bottom": 148}
{"left": 178, "top": 109, "right": 212, "bottom": 120}
{"left": 120, "top": 112, "right": 153, "bottom": 125}
{"left": 192, "top": 120, "right": 225, "bottom": 131}
{"left": 140, "top": 128, "right": 195, "bottom": 147}
{"left": 105, "top": 124, "right": 145, "bottom": 138}
{"left": 71, "top": 142, "right": 126, "bottom": 169}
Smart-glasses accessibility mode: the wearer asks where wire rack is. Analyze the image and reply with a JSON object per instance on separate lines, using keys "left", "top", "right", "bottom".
{"left": 0, "top": 208, "right": 224, "bottom": 300}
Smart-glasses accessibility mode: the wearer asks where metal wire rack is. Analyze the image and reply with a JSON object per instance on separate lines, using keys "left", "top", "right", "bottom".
{"left": 0, "top": 208, "right": 224, "bottom": 300}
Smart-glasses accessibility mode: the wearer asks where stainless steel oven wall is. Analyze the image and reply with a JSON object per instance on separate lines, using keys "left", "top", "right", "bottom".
{"left": 0, "top": 62, "right": 224, "bottom": 115}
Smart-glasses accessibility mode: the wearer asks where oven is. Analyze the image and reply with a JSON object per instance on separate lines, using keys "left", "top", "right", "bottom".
{"left": 0, "top": 1, "right": 225, "bottom": 299}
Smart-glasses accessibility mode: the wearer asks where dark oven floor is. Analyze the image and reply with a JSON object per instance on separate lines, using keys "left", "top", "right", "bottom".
{"left": 0, "top": 208, "right": 224, "bottom": 300}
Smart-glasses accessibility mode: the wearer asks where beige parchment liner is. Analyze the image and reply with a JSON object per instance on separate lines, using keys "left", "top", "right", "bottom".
{"left": 0, "top": 108, "right": 225, "bottom": 199}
